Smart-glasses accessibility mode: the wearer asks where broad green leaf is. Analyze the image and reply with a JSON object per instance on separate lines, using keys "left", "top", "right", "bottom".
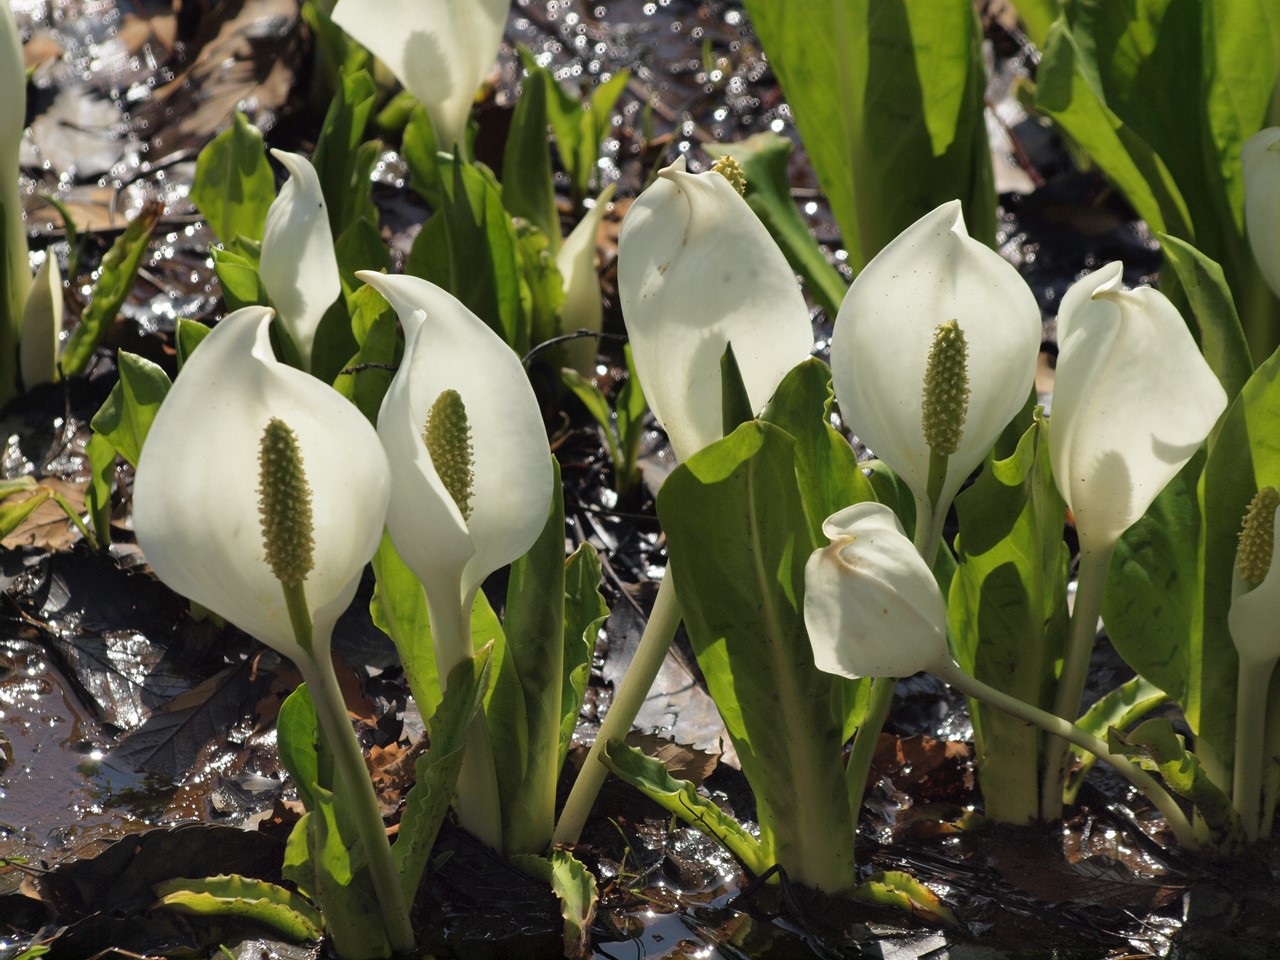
{"left": 0, "top": 476, "right": 36, "bottom": 498}
{"left": 949, "top": 416, "right": 1069, "bottom": 824}
{"left": 852, "top": 871, "right": 959, "bottom": 927}
{"left": 152, "top": 874, "right": 324, "bottom": 942}
{"left": 601, "top": 740, "right": 769, "bottom": 876}
{"left": 396, "top": 645, "right": 493, "bottom": 905}
{"left": 1108, "top": 717, "right": 1242, "bottom": 848}
{"left": 1199, "top": 344, "right": 1280, "bottom": 780}
{"left": 1065, "top": 674, "right": 1168, "bottom": 802}
{"left": 511, "top": 849, "right": 598, "bottom": 959}
{"left": 371, "top": 533, "right": 440, "bottom": 720}
{"left": 335, "top": 217, "right": 393, "bottom": 305}
{"left": 741, "top": 0, "right": 995, "bottom": 270}
{"left": 489, "top": 457, "right": 567, "bottom": 856}
{"left": 1157, "top": 233, "right": 1253, "bottom": 409}
{"left": 657, "top": 421, "right": 855, "bottom": 892}
{"left": 719, "top": 342, "right": 754, "bottom": 437}
{"left": 503, "top": 76, "right": 560, "bottom": 250}
{"left": 190, "top": 112, "right": 275, "bottom": 246}
{"left": 333, "top": 286, "right": 398, "bottom": 423}
{"left": 312, "top": 65, "right": 379, "bottom": 236}
{"left": 518, "top": 47, "right": 585, "bottom": 191}
{"left": 514, "top": 220, "right": 565, "bottom": 349}
{"left": 1009, "top": 0, "right": 1060, "bottom": 48}
{"left": 60, "top": 201, "right": 161, "bottom": 377}
{"left": 175, "top": 318, "right": 210, "bottom": 370}
{"left": 1034, "top": 17, "right": 1192, "bottom": 239}
{"left": 561, "top": 543, "right": 607, "bottom": 768}
{"left": 212, "top": 244, "right": 268, "bottom": 312}
{"left": 90, "top": 351, "right": 172, "bottom": 467}
{"left": 577, "top": 69, "right": 630, "bottom": 203}
{"left": 401, "top": 104, "right": 443, "bottom": 205}
{"left": 1105, "top": 453, "right": 1203, "bottom": 733}
{"left": 705, "top": 133, "right": 847, "bottom": 318}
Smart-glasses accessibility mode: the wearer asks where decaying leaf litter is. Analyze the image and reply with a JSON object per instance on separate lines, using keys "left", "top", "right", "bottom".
{"left": 1, "top": 1, "right": 1277, "bottom": 958}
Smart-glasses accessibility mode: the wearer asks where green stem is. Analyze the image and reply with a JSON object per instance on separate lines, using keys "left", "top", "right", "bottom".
{"left": 424, "top": 581, "right": 502, "bottom": 852}
{"left": 934, "top": 659, "right": 1199, "bottom": 849}
{"left": 1041, "top": 543, "right": 1113, "bottom": 821}
{"left": 844, "top": 676, "right": 896, "bottom": 827}
{"left": 1233, "top": 654, "right": 1278, "bottom": 840}
{"left": 553, "top": 574, "right": 682, "bottom": 845}
{"left": 286, "top": 588, "right": 414, "bottom": 954}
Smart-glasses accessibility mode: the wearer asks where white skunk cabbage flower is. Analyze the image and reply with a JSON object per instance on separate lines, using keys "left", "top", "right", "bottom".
{"left": 20, "top": 256, "right": 62, "bottom": 388}
{"left": 1230, "top": 487, "right": 1280, "bottom": 665}
{"left": 830, "top": 200, "right": 1041, "bottom": 515}
{"left": 1048, "top": 262, "right": 1227, "bottom": 556}
{"left": 804, "top": 502, "right": 950, "bottom": 680}
{"left": 358, "top": 271, "right": 553, "bottom": 637}
{"left": 1243, "top": 127, "right": 1280, "bottom": 301}
{"left": 259, "top": 150, "right": 340, "bottom": 371}
{"left": 331, "top": 0, "right": 508, "bottom": 156}
{"left": 617, "top": 155, "right": 814, "bottom": 462}
{"left": 133, "top": 306, "right": 390, "bottom": 664}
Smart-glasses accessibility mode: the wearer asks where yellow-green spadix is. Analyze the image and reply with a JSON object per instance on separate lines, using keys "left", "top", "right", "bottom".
{"left": 132, "top": 306, "right": 391, "bottom": 663}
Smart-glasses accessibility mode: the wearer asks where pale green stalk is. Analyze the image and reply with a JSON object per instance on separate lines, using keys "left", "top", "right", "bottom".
{"left": 285, "top": 582, "right": 416, "bottom": 955}
{"left": 424, "top": 578, "right": 503, "bottom": 852}
{"left": 1041, "top": 543, "right": 1113, "bottom": 821}
{"left": 933, "top": 658, "right": 1199, "bottom": 848}
{"left": 842, "top": 676, "right": 895, "bottom": 828}
{"left": 1233, "top": 655, "right": 1278, "bottom": 840}
{"left": 554, "top": 574, "right": 681, "bottom": 845}
{"left": 1, "top": 4, "right": 30, "bottom": 403}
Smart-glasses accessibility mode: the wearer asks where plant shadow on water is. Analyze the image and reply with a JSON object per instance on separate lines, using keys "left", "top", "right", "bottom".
{"left": 1, "top": 1, "right": 1278, "bottom": 958}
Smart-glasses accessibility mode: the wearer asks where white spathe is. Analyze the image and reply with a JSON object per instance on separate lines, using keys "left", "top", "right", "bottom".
{"left": 133, "top": 306, "right": 390, "bottom": 663}
{"left": 259, "top": 150, "right": 341, "bottom": 370}
{"left": 556, "top": 184, "right": 615, "bottom": 377}
{"left": 331, "top": 0, "right": 508, "bottom": 155}
{"left": 1243, "top": 127, "right": 1280, "bottom": 302}
{"left": 1048, "top": 262, "right": 1228, "bottom": 555}
{"left": 804, "top": 502, "right": 950, "bottom": 680}
{"left": 617, "top": 155, "right": 814, "bottom": 462}
{"left": 360, "top": 272, "right": 553, "bottom": 605}
{"left": 830, "top": 200, "right": 1041, "bottom": 514}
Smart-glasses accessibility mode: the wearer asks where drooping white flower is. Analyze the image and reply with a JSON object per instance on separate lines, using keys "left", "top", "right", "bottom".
{"left": 1243, "top": 127, "right": 1280, "bottom": 302}
{"left": 331, "top": 0, "right": 508, "bottom": 156}
{"left": 132, "top": 306, "right": 390, "bottom": 663}
{"left": 830, "top": 200, "right": 1041, "bottom": 516}
{"left": 617, "top": 155, "right": 814, "bottom": 462}
{"left": 804, "top": 501, "right": 950, "bottom": 680}
{"left": 1048, "top": 262, "right": 1227, "bottom": 555}
{"left": 258, "top": 150, "right": 341, "bottom": 371}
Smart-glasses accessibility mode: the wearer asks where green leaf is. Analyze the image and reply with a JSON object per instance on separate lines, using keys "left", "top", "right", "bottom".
{"left": 601, "top": 739, "right": 770, "bottom": 876}
{"left": 560, "top": 367, "right": 619, "bottom": 463}
{"left": 333, "top": 286, "right": 398, "bottom": 423}
{"left": 561, "top": 543, "right": 607, "bottom": 768}
{"left": 657, "top": 421, "right": 855, "bottom": 892}
{"left": 312, "top": 65, "right": 379, "bottom": 236}
{"left": 705, "top": 133, "right": 847, "bottom": 318}
{"left": 719, "top": 341, "right": 754, "bottom": 438}
{"left": 212, "top": 244, "right": 268, "bottom": 311}
{"left": 396, "top": 645, "right": 493, "bottom": 905}
{"left": 60, "top": 202, "right": 161, "bottom": 377}
{"left": 371, "top": 533, "right": 440, "bottom": 720}
{"left": 1065, "top": 674, "right": 1168, "bottom": 803}
{"left": 503, "top": 76, "right": 560, "bottom": 250}
{"left": 0, "top": 489, "right": 50, "bottom": 539}
{"left": 1108, "top": 717, "right": 1242, "bottom": 848}
{"left": 401, "top": 104, "right": 443, "bottom": 205}
{"left": 514, "top": 220, "right": 565, "bottom": 349}
{"left": 1157, "top": 233, "right": 1253, "bottom": 409}
{"left": 84, "top": 432, "right": 116, "bottom": 548}
{"left": 190, "top": 112, "right": 275, "bottom": 246}
{"left": 152, "top": 874, "right": 324, "bottom": 942}
{"left": 577, "top": 69, "right": 630, "bottom": 202}
{"left": 489, "top": 458, "right": 566, "bottom": 856}
{"left": 852, "top": 870, "right": 959, "bottom": 926}
{"left": 406, "top": 158, "right": 525, "bottom": 351}
{"left": 741, "top": 0, "right": 995, "bottom": 269}
{"left": 510, "top": 849, "right": 598, "bottom": 959}
{"left": 335, "top": 217, "right": 393, "bottom": 306}
{"left": 89, "top": 351, "right": 172, "bottom": 467}
{"left": 949, "top": 415, "right": 1069, "bottom": 824}
{"left": 175, "top": 318, "right": 211, "bottom": 370}
{"left": 519, "top": 48, "right": 585, "bottom": 190}
{"left": 0, "top": 476, "right": 36, "bottom": 499}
